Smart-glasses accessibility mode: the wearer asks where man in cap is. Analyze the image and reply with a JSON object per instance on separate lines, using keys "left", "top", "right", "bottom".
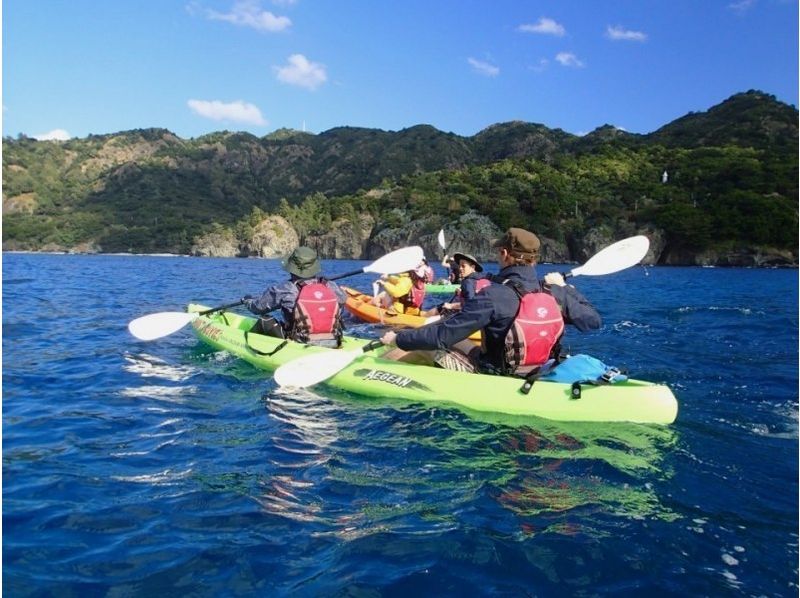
{"left": 243, "top": 246, "right": 346, "bottom": 341}
{"left": 380, "top": 227, "right": 600, "bottom": 373}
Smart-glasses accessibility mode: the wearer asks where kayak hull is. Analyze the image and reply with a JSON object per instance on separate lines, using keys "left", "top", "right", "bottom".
{"left": 425, "top": 283, "right": 459, "bottom": 295}
{"left": 342, "top": 286, "right": 481, "bottom": 342}
{"left": 188, "top": 304, "right": 678, "bottom": 424}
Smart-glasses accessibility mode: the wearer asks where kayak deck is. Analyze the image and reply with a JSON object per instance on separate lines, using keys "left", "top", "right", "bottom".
{"left": 188, "top": 304, "right": 678, "bottom": 424}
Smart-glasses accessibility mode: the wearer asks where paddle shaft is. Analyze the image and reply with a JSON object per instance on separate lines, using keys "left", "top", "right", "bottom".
{"left": 360, "top": 339, "right": 384, "bottom": 353}
{"left": 328, "top": 268, "right": 366, "bottom": 281}
{"left": 200, "top": 300, "right": 245, "bottom": 316}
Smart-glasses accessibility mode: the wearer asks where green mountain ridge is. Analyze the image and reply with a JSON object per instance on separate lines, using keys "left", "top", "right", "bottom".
{"left": 3, "top": 90, "right": 797, "bottom": 264}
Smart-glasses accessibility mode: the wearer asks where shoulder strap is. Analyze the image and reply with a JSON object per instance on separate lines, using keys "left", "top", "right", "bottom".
{"left": 501, "top": 278, "right": 526, "bottom": 299}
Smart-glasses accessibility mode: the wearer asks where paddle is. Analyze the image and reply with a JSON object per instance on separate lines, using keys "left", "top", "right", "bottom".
{"left": 128, "top": 301, "right": 243, "bottom": 341}
{"left": 274, "top": 340, "right": 384, "bottom": 388}
{"left": 562, "top": 235, "right": 650, "bottom": 279}
{"left": 437, "top": 228, "right": 447, "bottom": 252}
{"left": 327, "top": 245, "right": 424, "bottom": 281}
{"left": 128, "top": 245, "right": 425, "bottom": 341}
{"left": 273, "top": 234, "right": 651, "bottom": 388}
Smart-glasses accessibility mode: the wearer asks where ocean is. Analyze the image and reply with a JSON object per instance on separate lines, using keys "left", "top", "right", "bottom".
{"left": 3, "top": 252, "right": 797, "bottom": 596}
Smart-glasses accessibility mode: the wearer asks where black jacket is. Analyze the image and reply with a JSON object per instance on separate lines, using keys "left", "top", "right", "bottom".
{"left": 395, "top": 265, "right": 601, "bottom": 369}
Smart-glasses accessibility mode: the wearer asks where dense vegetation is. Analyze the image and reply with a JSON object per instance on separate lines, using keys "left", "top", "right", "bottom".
{"left": 3, "top": 90, "right": 797, "bottom": 260}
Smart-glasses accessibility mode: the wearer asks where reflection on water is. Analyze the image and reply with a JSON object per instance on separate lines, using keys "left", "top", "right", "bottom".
{"left": 249, "top": 383, "right": 679, "bottom": 548}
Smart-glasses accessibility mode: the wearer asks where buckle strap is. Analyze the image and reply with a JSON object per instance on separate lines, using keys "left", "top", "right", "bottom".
{"left": 245, "top": 331, "right": 289, "bottom": 357}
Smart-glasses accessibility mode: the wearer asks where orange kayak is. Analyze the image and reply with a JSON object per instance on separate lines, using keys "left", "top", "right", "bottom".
{"left": 341, "top": 286, "right": 481, "bottom": 342}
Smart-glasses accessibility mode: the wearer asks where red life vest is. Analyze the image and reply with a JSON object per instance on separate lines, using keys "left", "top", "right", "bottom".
{"left": 403, "top": 273, "right": 426, "bottom": 309}
{"left": 291, "top": 280, "right": 343, "bottom": 347}
{"left": 457, "top": 278, "right": 491, "bottom": 306}
{"left": 504, "top": 288, "right": 565, "bottom": 372}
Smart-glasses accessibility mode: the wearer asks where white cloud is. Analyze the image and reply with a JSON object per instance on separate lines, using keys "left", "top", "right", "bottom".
{"left": 555, "top": 52, "right": 585, "bottom": 68}
{"left": 606, "top": 25, "right": 647, "bottom": 42}
{"left": 187, "top": 99, "right": 268, "bottom": 125}
{"left": 467, "top": 57, "right": 500, "bottom": 77}
{"left": 34, "top": 129, "right": 71, "bottom": 141}
{"left": 202, "top": 1, "right": 291, "bottom": 32}
{"left": 728, "top": 0, "right": 756, "bottom": 13}
{"left": 273, "top": 54, "right": 327, "bottom": 90}
{"left": 518, "top": 17, "right": 566, "bottom": 37}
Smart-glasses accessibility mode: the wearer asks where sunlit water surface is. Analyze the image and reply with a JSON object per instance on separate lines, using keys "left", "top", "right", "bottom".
{"left": 3, "top": 253, "right": 797, "bottom": 596}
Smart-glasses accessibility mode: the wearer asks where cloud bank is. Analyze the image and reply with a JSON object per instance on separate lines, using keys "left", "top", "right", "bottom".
{"left": 273, "top": 54, "right": 327, "bottom": 90}
{"left": 34, "top": 129, "right": 71, "bottom": 141}
{"left": 467, "top": 57, "right": 500, "bottom": 77}
{"left": 201, "top": 0, "right": 291, "bottom": 32}
{"left": 518, "top": 17, "right": 566, "bottom": 37}
{"left": 187, "top": 99, "right": 267, "bottom": 125}
{"left": 555, "top": 52, "right": 585, "bottom": 68}
{"left": 606, "top": 25, "right": 648, "bottom": 42}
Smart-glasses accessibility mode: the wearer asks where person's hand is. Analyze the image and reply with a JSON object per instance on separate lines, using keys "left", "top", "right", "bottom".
{"left": 241, "top": 295, "right": 255, "bottom": 308}
{"left": 380, "top": 330, "right": 397, "bottom": 345}
{"left": 544, "top": 272, "right": 567, "bottom": 287}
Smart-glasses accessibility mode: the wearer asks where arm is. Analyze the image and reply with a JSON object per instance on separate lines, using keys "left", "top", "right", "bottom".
{"left": 246, "top": 284, "right": 284, "bottom": 315}
{"left": 390, "top": 293, "right": 494, "bottom": 350}
{"left": 328, "top": 281, "right": 347, "bottom": 305}
{"left": 382, "top": 276, "right": 412, "bottom": 299}
{"left": 544, "top": 273, "right": 601, "bottom": 331}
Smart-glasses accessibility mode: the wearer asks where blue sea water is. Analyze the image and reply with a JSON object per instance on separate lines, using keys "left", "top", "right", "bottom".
{"left": 3, "top": 252, "right": 798, "bottom": 596}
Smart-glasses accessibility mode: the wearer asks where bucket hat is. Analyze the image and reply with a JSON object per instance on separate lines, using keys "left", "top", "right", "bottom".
{"left": 452, "top": 252, "right": 483, "bottom": 272}
{"left": 282, "top": 246, "right": 321, "bottom": 278}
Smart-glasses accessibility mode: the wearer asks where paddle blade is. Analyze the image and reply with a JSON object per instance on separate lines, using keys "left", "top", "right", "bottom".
{"left": 274, "top": 349, "right": 362, "bottom": 388}
{"left": 437, "top": 229, "right": 446, "bottom": 250}
{"left": 128, "top": 312, "right": 196, "bottom": 341}
{"left": 363, "top": 246, "right": 424, "bottom": 275}
{"left": 569, "top": 235, "right": 650, "bottom": 277}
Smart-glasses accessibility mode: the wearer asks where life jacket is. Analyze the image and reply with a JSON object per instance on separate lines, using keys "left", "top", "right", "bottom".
{"left": 402, "top": 272, "right": 426, "bottom": 309}
{"left": 503, "top": 281, "right": 565, "bottom": 373}
{"left": 457, "top": 277, "right": 491, "bottom": 306}
{"left": 290, "top": 279, "right": 343, "bottom": 348}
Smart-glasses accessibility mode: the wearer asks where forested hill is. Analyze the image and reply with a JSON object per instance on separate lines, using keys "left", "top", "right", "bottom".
{"left": 3, "top": 90, "right": 798, "bottom": 265}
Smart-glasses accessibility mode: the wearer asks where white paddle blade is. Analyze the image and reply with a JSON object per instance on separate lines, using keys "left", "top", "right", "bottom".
{"left": 128, "top": 312, "right": 197, "bottom": 341}
{"left": 437, "top": 229, "right": 446, "bottom": 250}
{"left": 274, "top": 349, "right": 362, "bottom": 388}
{"left": 363, "top": 246, "right": 424, "bottom": 275}
{"left": 570, "top": 235, "right": 650, "bottom": 277}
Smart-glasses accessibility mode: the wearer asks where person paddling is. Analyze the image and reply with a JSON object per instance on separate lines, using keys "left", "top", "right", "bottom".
{"left": 380, "top": 228, "right": 601, "bottom": 374}
{"left": 242, "top": 246, "right": 346, "bottom": 348}
{"left": 421, "top": 251, "right": 489, "bottom": 316}
{"left": 371, "top": 267, "right": 427, "bottom": 315}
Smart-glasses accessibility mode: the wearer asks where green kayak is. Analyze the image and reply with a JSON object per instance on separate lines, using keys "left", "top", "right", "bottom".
{"left": 425, "top": 283, "right": 459, "bottom": 295}
{"left": 188, "top": 304, "right": 678, "bottom": 424}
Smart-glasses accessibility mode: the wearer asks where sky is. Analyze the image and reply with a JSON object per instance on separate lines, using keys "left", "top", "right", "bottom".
{"left": 3, "top": 0, "right": 798, "bottom": 141}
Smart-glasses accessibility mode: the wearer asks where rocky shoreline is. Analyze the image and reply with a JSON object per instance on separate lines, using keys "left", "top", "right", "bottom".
{"left": 8, "top": 210, "right": 796, "bottom": 268}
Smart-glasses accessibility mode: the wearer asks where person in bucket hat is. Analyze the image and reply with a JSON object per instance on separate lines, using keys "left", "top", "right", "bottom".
{"left": 282, "top": 246, "right": 321, "bottom": 278}
{"left": 380, "top": 227, "right": 601, "bottom": 374}
{"left": 421, "top": 251, "right": 488, "bottom": 316}
{"left": 242, "top": 246, "right": 346, "bottom": 340}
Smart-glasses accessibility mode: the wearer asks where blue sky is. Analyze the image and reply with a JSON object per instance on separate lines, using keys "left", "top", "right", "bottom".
{"left": 3, "top": 0, "right": 798, "bottom": 141}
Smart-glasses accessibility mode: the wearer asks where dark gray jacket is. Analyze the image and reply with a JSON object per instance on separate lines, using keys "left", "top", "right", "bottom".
{"left": 395, "top": 265, "right": 601, "bottom": 369}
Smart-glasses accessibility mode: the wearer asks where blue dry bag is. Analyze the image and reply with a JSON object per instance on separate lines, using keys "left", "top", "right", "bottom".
{"left": 539, "top": 354, "right": 628, "bottom": 385}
